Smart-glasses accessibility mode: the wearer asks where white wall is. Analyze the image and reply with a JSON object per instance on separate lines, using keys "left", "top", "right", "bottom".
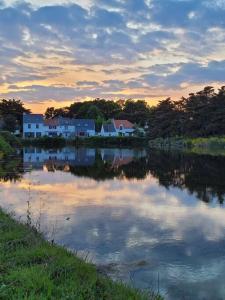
{"left": 100, "top": 126, "right": 118, "bottom": 137}
{"left": 23, "top": 123, "right": 45, "bottom": 138}
{"left": 24, "top": 122, "right": 96, "bottom": 138}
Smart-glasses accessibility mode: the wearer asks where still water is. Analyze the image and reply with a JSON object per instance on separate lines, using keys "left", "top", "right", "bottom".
{"left": 1, "top": 147, "right": 225, "bottom": 300}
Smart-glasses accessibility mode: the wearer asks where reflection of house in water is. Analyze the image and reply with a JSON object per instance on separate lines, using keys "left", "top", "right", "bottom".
{"left": 101, "top": 148, "right": 146, "bottom": 168}
{"left": 23, "top": 148, "right": 96, "bottom": 171}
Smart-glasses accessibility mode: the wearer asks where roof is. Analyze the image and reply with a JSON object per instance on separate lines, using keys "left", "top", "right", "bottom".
{"left": 102, "top": 123, "right": 116, "bottom": 133}
{"left": 23, "top": 115, "right": 95, "bottom": 130}
{"left": 114, "top": 120, "right": 134, "bottom": 129}
{"left": 73, "top": 119, "right": 95, "bottom": 130}
{"left": 23, "top": 114, "right": 44, "bottom": 124}
{"left": 44, "top": 119, "right": 59, "bottom": 126}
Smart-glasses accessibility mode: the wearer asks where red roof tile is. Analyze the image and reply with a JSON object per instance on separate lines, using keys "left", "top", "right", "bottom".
{"left": 114, "top": 120, "right": 134, "bottom": 129}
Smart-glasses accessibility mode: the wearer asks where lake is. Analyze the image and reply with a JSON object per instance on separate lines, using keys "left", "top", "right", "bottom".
{"left": 1, "top": 147, "right": 225, "bottom": 300}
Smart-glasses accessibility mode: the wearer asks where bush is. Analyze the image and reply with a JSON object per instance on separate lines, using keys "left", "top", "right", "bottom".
{"left": 0, "top": 135, "right": 13, "bottom": 155}
{"left": 0, "top": 131, "right": 22, "bottom": 147}
{"left": 71, "top": 136, "right": 147, "bottom": 147}
{"left": 22, "top": 136, "right": 66, "bottom": 148}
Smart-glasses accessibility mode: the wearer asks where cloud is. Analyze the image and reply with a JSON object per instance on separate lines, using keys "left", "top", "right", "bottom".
{"left": 0, "top": 0, "right": 224, "bottom": 109}
{"left": 143, "top": 60, "right": 225, "bottom": 88}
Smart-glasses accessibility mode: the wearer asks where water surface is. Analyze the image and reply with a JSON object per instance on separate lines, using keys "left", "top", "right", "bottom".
{"left": 1, "top": 147, "right": 225, "bottom": 300}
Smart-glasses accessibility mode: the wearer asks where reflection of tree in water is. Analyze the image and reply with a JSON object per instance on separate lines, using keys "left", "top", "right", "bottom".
{"left": 64, "top": 154, "right": 121, "bottom": 181}
{"left": 2, "top": 148, "right": 225, "bottom": 204}
{"left": 147, "top": 151, "right": 225, "bottom": 204}
{"left": 0, "top": 157, "right": 24, "bottom": 182}
{"left": 118, "top": 158, "right": 149, "bottom": 180}
{"left": 54, "top": 153, "right": 150, "bottom": 181}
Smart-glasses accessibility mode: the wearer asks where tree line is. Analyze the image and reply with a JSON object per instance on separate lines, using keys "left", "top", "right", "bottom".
{"left": 149, "top": 86, "right": 225, "bottom": 139}
{"left": 1, "top": 86, "right": 225, "bottom": 138}
{"left": 45, "top": 98, "right": 150, "bottom": 130}
{"left": 0, "top": 99, "right": 30, "bottom": 132}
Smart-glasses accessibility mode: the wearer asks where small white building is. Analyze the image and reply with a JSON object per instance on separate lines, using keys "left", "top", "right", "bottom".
{"left": 100, "top": 123, "right": 118, "bottom": 137}
{"left": 113, "top": 119, "right": 135, "bottom": 137}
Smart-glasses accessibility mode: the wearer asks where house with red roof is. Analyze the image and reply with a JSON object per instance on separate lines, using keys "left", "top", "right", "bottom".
{"left": 112, "top": 119, "right": 135, "bottom": 137}
{"left": 100, "top": 119, "right": 135, "bottom": 137}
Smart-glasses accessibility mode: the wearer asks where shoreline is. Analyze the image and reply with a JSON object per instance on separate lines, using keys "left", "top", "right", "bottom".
{"left": 0, "top": 208, "right": 161, "bottom": 299}
{"left": 149, "top": 137, "right": 225, "bottom": 156}
{"left": 22, "top": 136, "right": 148, "bottom": 148}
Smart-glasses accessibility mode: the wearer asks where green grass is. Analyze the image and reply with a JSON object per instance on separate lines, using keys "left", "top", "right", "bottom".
{"left": 149, "top": 137, "right": 225, "bottom": 156}
{"left": 0, "top": 209, "right": 162, "bottom": 300}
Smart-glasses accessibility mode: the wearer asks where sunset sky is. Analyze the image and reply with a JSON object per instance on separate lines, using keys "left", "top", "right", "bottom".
{"left": 0, "top": 0, "right": 225, "bottom": 112}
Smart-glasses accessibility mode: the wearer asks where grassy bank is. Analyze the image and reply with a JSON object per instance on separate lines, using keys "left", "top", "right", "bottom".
{"left": 149, "top": 137, "right": 225, "bottom": 156}
{"left": 0, "top": 209, "right": 161, "bottom": 300}
{"left": 72, "top": 136, "right": 148, "bottom": 147}
{"left": 22, "top": 136, "right": 148, "bottom": 148}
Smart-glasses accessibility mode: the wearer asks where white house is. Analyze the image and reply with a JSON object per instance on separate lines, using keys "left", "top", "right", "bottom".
{"left": 100, "top": 123, "right": 118, "bottom": 137}
{"left": 112, "top": 119, "right": 135, "bottom": 137}
{"left": 23, "top": 114, "right": 45, "bottom": 138}
{"left": 100, "top": 119, "right": 135, "bottom": 137}
{"left": 23, "top": 114, "right": 96, "bottom": 138}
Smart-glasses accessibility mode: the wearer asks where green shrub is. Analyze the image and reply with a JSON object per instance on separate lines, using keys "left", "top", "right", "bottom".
{"left": 22, "top": 136, "right": 66, "bottom": 148}
{"left": 0, "top": 135, "right": 13, "bottom": 155}
{"left": 0, "top": 131, "right": 22, "bottom": 147}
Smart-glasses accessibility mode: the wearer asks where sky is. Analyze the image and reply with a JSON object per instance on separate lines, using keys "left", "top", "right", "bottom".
{"left": 0, "top": 0, "right": 225, "bottom": 112}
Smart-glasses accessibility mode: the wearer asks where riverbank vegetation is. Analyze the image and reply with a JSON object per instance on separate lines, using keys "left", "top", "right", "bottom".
{"left": 22, "top": 136, "right": 147, "bottom": 148}
{"left": 0, "top": 135, "right": 13, "bottom": 157}
{"left": 0, "top": 131, "right": 22, "bottom": 157}
{"left": 0, "top": 209, "right": 161, "bottom": 300}
{"left": 149, "top": 137, "right": 225, "bottom": 156}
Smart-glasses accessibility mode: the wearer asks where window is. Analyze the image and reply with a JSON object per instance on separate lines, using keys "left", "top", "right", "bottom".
{"left": 49, "top": 126, "right": 56, "bottom": 129}
{"left": 119, "top": 125, "right": 123, "bottom": 131}
{"left": 25, "top": 132, "right": 34, "bottom": 138}
{"left": 28, "top": 124, "right": 31, "bottom": 129}
{"left": 36, "top": 124, "right": 39, "bottom": 129}
{"left": 36, "top": 132, "right": 41, "bottom": 138}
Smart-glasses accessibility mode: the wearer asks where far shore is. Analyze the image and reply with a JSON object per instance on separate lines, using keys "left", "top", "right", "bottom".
{"left": 149, "top": 137, "right": 225, "bottom": 156}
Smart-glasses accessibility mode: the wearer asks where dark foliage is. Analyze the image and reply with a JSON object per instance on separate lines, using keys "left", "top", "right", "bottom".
{"left": 0, "top": 99, "right": 30, "bottom": 131}
{"left": 44, "top": 99, "right": 151, "bottom": 127}
{"left": 148, "top": 86, "right": 225, "bottom": 139}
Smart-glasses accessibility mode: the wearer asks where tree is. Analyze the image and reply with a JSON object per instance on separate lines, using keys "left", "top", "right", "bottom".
{"left": 118, "top": 100, "right": 151, "bottom": 125}
{"left": 2, "top": 114, "right": 17, "bottom": 132}
{"left": 148, "top": 98, "right": 180, "bottom": 139}
{"left": 86, "top": 105, "right": 103, "bottom": 119}
{"left": 147, "top": 86, "right": 225, "bottom": 139}
{"left": 0, "top": 99, "right": 30, "bottom": 128}
{"left": 45, "top": 107, "right": 70, "bottom": 119}
{"left": 45, "top": 107, "right": 57, "bottom": 119}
